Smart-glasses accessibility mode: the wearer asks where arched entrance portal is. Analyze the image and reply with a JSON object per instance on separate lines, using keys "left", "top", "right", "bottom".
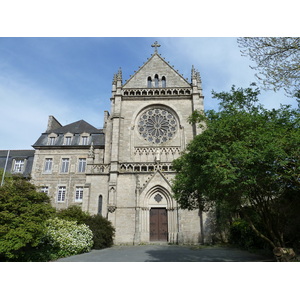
{"left": 137, "top": 183, "right": 178, "bottom": 244}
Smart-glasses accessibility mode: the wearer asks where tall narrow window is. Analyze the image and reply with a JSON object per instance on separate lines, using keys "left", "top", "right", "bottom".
{"left": 154, "top": 74, "right": 159, "bottom": 87}
{"left": 13, "top": 159, "right": 25, "bottom": 173}
{"left": 57, "top": 186, "right": 66, "bottom": 202}
{"left": 75, "top": 186, "right": 84, "bottom": 202}
{"left": 162, "top": 76, "right": 166, "bottom": 88}
{"left": 78, "top": 158, "right": 86, "bottom": 173}
{"left": 98, "top": 195, "right": 103, "bottom": 215}
{"left": 147, "top": 76, "right": 152, "bottom": 88}
{"left": 61, "top": 158, "right": 69, "bottom": 173}
{"left": 44, "top": 158, "right": 53, "bottom": 173}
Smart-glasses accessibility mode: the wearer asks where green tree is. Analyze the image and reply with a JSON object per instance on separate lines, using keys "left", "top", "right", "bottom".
{"left": 237, "top": 37, "right": 300, "bottom": 97}
{"left": 0, "top": 176, "right": 55, "bottom": 261}
{"left": 172, "top": 84, "right": 300, "bottom": 257}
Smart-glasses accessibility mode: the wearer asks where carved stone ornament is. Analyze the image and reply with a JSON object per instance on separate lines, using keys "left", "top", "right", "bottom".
{"left": 107, "top": 205, "right": 116, "bottom": 213}
{"left": 88, "top": 143, "right": 95, "bottom": 158}
{"left": 154, "top": 193, "right": 163, "bottom": 203}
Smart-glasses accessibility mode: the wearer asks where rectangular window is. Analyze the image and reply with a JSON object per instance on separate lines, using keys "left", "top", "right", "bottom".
{"left": 44, "top": 158, "right": 53, "bottom": 173}
{"left": 41, "top": 186, "right": 49, "bottom": 194}
{"left": 13, "top": 159, "right": 25, "bottom": 173}
{"left": 78, "top": 158, "right": 86, "bottom": 173}
{"left": 75, "top": 186, "right": 84, "bottom": 202}
{"left": 61, "top": 158, "right": 69, "bottom": 173}
{"left": 65, "top": 136, "right": 72, "bottom": 145}
{"left": 57, "top": 186, "right": 66, "bottom": 202}
{"left": 81, "top": 136, "right": 88, "bottom": 145}
{"left": 49, "top": 137, "right": 56, "bottom": 145}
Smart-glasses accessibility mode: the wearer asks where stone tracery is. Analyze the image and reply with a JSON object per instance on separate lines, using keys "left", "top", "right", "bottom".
{"left": 138, "top": 107, "right": 177, "bottom": 144}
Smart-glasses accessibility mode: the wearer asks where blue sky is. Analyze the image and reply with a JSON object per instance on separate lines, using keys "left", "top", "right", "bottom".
{"left": 0, "top": 37, "right": 298, "bottom": 150}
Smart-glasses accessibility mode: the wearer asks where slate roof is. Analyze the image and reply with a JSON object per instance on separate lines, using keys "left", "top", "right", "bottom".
{"left": 0, "top": 150, "right": 35, "bottom": 176}
{"left": 50, "top": 120, "right": 102, "bottom": 134}
{"left": 32, "top": 119, "right": 105, "bottom": 148}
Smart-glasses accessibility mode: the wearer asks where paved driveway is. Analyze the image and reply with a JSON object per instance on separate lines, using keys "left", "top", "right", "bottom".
{"left": 56, "top": 244, "right": 274, "bottom": 262}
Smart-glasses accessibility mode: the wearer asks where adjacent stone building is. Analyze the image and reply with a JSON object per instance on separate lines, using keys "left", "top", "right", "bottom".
{"left": 6, "top": 43, "right": 206, "bottom": 244}
{"left": 0, "top": 150, "right": 35, "bottom": 179}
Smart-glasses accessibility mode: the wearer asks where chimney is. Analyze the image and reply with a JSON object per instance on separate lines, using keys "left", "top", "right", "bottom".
{"left": 46, "top": 115, "right": 62, "bottom": 132}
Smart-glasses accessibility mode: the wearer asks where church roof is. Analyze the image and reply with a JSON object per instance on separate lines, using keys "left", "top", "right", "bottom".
{"left": 122, "top": 52, "right": 191, "bottom": 89}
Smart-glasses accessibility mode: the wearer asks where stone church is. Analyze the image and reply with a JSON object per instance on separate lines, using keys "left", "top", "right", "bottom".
{"left": 28, "top": 42, "right": 205, "bottom": 244}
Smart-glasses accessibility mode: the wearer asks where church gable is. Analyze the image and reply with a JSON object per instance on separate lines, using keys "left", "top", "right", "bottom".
{"left": 140, "top": 170, "right": 172, "bottom": 194}
{"left": 123, "top": 53, "right": 191, "bottom": 89}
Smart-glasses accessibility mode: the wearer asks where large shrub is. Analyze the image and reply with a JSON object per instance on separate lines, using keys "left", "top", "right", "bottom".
{"left": 56, "top": 205, "right": 90, "bottom": 224}
{"left": 56, "top": 206, "right": 115, "bottom": 249}
{"left": 44, "top": 217, "right": 93, "bottom": 258}
{"left": 85, "top": 215, "right": 115, "bottom": 249}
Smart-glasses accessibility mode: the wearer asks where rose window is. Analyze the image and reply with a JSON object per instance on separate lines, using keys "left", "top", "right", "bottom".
{"left": 138, "top": 108, "right": 177, "bottom": 144}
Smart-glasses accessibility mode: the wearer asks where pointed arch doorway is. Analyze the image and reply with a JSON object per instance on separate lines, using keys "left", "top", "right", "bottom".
{"left": 144, "top": 184, "right": 177, "bottom": 243}
{"left": 150, "top": 208, "right": 168, "bottom": 241}
{"left": 136, "top": 174, "right": 179, "bottom": 244}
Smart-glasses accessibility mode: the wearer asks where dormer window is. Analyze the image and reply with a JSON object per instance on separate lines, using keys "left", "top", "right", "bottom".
{"left": 49, "top": 137, "right": 56, "bottom": 145}
{"left": 13, "top": 159, "right": 25, "bottom": 173}
{"left": 81, "top": 136, "right": 89, "bottom": 145}
{"left": 147, "top": 76, "right": 152, "bottom": 88}
{"left": 154, "top": 74, "right": 159, "bottom": 88}
{"left": 65, "top": 136, "right": 72, "bottom": 145}
{"left": 48, "top": 133, "right": 58, "bottom": 145}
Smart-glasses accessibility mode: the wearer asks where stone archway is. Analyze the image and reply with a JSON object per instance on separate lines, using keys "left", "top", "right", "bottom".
{"left": 138, "top": 184, "right": 178, "bottom": 244}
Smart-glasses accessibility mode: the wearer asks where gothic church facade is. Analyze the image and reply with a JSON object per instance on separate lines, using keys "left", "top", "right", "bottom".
{"left": 30, "top": 43, "right": 205, "bottom": 244}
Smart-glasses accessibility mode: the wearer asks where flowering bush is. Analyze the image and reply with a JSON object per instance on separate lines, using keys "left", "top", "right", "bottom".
{"left": 45, "top": 217, "right": 93, "bottom": 258}
{"left": 56, "top": 206, "right": 115, "bottom": 250}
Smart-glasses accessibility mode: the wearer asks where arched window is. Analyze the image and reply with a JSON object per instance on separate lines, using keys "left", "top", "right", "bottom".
{"left": 154, "top": 74, "right": 159, "bottom": 88}
{"left": 162, "top": 76, "right": 166, "bottom": 88}
{"left": 98, "top": 195, "right": 103, "bottom": 215}
{"left": 147, "top": 76, "right": 152, "bottom": 88}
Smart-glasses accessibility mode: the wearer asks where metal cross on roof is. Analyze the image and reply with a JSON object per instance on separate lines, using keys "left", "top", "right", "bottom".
{"left": 151, "top": 41, "right": 161, "bottom": 53}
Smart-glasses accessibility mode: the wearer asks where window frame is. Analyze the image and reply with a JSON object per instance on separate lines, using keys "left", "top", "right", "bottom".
{"left": 49, "top": 137, "right": 56, "bottom": 145}
{"left": 60, "top": 158, "right": 70, "bottom": 173}
{"left": 81, "top": 136, "right": 89, "bottom": 145}
{"left": 75, "top": 186, "right": 84, "bottom": 202}
{"left": 12, "top": 159, "right": 25, "bottom": 173}
{"left": 154, "top": 74, "right": 159, "bottom": 88}
{"left": 57, "top": 186, "right": 66, "bottom": 202}
{"left": 78, "top": 158, "right": 86, "bottom": 173}
{"left": 162, "top": 76, "right": 166, "bottom": 88}
{"left": 65, "top": 136, "right": 72, "bottom": 145}
{"left": 147, "top": 76, "right": 152, "bottom": 88}
{"left": 44, "top": 158, "right": 53, "bottom": 173}
{"left": 41, "top": 186, "right": 49, "bottom": 195}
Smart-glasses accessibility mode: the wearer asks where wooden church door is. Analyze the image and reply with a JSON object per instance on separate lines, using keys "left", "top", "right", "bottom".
{"left": 150, "top": 208, "right": 168, "bottom": 241}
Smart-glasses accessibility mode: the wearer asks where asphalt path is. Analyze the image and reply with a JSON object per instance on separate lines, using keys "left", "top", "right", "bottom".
{"left": 55, "top": 244, "right": 274, "bottom": 262}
